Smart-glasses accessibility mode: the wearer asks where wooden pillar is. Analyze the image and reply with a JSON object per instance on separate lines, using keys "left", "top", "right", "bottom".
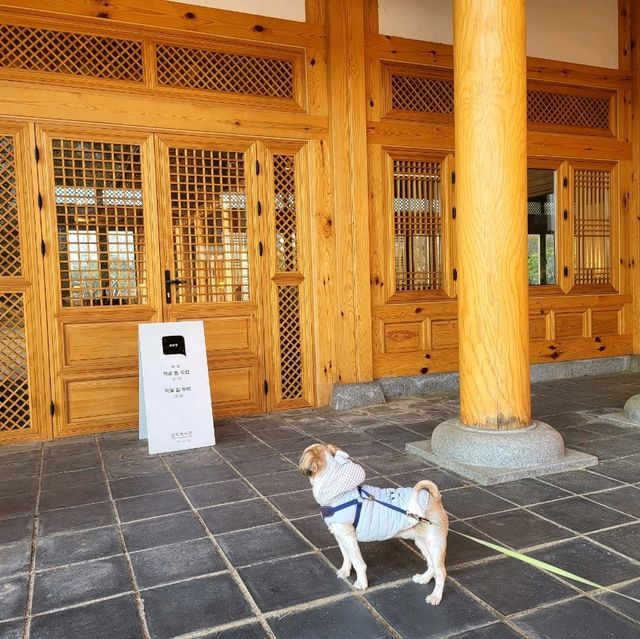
{"left": 454, "top": 0, "right": 531, "bottom": 429}
{"left": 630, "top": 0, "right": 640, "bottom": 354}
{"left": 325, "top": 0, "right": 374, "bottom": 383}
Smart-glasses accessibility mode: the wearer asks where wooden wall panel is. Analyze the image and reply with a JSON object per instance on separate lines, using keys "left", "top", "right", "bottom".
{"left": 66, "top": 377, "right": 138, "bottom": 428}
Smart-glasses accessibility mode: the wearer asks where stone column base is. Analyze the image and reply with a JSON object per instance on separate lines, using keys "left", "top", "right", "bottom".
{"left": 406, "top": 418, "right": 598, "bottom": 486}
{"left": 598, "top": 394, "right": 640, "bottom": 428}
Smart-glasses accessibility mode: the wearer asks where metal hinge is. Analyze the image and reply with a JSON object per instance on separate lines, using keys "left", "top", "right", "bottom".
{"left": 258, "top": 241, "right": 264, "bottom": 256}
{"left": 37, "top": 193, "right": 43, "bottom": 210}
{"left": 451, "top": 171, "right": 456, "bottom": 184}
{"left": 50, "top": 401, "right": 55, "bottom": 416}
{"left": 34, "top": 145, "right": 40, "bottom": 162}
{"left": 453, "top": 268, "right": 458, "bottom": 281}
{"left": 563, "top": 266, "right": 569, "bottom": 277}
{"left": 40, "top": 239, "right": 46, "bottom": 256}
{"left": 257, "top": 201, "right": 262, "bottom": 216}
{"left": 452, "top": 206, "right": 457, "bottom": 219}
{"left": 263, "top": 380, "right": 269, "bottom": 395}
{"left": 256, "top": 160, "right": 261, "bottom": 175}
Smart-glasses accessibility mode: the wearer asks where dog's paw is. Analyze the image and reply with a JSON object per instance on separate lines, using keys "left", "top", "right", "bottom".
{"left": 337, "top": 567, "right": 351, "bottom": 579}
{"left": 353, "top": 578, "right": 368, "bottom": 590}
{"left": 412, "top": 571, "right": 433, "bottom": 584}
{"left": 425, "top": 592, "right": 442, "bottom": 606}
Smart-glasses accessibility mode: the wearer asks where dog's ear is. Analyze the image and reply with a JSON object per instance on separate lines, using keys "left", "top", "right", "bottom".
{"left": 326, "top": 443, "right": 340, "bottom": 456}
{"left": 298, "top": 444, "right": 327, "bottom": 477}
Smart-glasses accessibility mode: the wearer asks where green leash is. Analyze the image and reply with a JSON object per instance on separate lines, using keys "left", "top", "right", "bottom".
{"left": 411, "top": 513, "right": 640, "bottom": 605}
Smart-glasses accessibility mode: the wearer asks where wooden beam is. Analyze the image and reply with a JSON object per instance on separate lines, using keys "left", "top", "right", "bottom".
{"left": 454, "top": 0, "right": 531, "bottom": 429}
{"left": 325, "top": 0, "right": 373, "bottom": 382}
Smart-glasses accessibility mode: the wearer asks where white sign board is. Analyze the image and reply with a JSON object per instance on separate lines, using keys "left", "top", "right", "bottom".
{"left": 139, "top": 321, "right": 215, "bottom": 454}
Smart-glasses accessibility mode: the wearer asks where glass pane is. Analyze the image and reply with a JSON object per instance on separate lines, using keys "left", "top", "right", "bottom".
{"left": 527, "top": 168, "right": 556, "bottom": 285}
{"left": 53, "top": 139, "right": 146, "bottom": 307}
{"left": 393, "top": 160, "right": 442, "bottom": 292}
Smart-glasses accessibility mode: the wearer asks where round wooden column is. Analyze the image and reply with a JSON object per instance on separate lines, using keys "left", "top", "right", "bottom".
{"left": 454, "top": 0, "right": 531, "bottom": 429}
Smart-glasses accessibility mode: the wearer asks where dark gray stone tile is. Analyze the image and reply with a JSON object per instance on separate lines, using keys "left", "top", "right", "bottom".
{"left": 0, "top": 474, "right": 38, "bottom": 498}
{"left": 0, "top": 619, "right": 23, "bottom": 639}
{"left": 249, "top": 470, "right": 310, "bottom": 496}
{"left": 30, "top": 594, "right": 143, "bottom": 639}
{"left": 590, "top": 522, "right": 640, "bottom": 562}
{"left": 591, "top": 458, "right": 640, "bottom": 484}
{"left": 0, "top": 575, "right": 28, "bottom": 619}
{"left": 359, "top": 453, "right": 431, "bottom": 476}
{"left": 0, "top": 540, "right": 31, "bottom": 578}
{"left": 36, "top": 526, "right": 121, "bottom": 570}
{"left": 197, "top": 622, "right": 269, "bottom": 639}
{"left": 38, "top": 502, "right": 115, "bottom": 537}
{"left": 122, "top": 512, "right": 205, "bottom": 552}
{"left": 588, "top": 485, "right": 640, "bottom": 518}
{"left": 289, "top": 514, "right": 339, "bottom": 549}
{"left": 116, "top": 490, "right": 189, "bottom": 522}
{"left": 540, "top": 470, "right": 624, "bottom": 494}
{"left": 0, "top": 493, "right": 36, "bottom": 520}
{"left": 365, "top": 580, "right": 497, "bottom": 638}
{"left": 325, "top": 539, "right": 424, "bottom": 586}
{"left": 218, "top": 443, "right": 280, "bottom": 462}
{"left": 530, "top": 538, "right": 640, "bottom": 591}
{"left": 200, "top": 499, "right": 281, "bottom": 535}
{"left": 232, "top": 455, "right": 295, "bottom": 477}
{"left": 239, "top": 554, "right": 350, "bottom": 612}
{"left": 130, "top": 538, "right": 225, "bottom": 588}
{"left": 514, "top": 597, "right": 639, "bottom": 639}
{"left": 217, "top": 522, "right": 312, "bottom": 567}
{"left": 173, "top": 463, "right": 239, "bottom": 487}
{"left": 452, "top": 556, "right": 575, "bottom": 615}
{"left": 39, "top": 467, "right": 105, "bottom": 492}
{"left": 39, "top": 482, "right": 109, "bottom": 511}
{"left": 268, "top": 489, "right": 317, "bottom": 518}
{"left": 443, "top": 487, "right": 515, "bottom": 519}
{"left": 43, "top": 440, "right": 97, "bottom": 458}
{"left": 0, "top": 514, "right": 33, "bottom": 544}
{"left": 185, "top": 479, "right": 258, "bottom": 508}
{"left": 268, "top": 597, "right": 394, "bottom": 639}
{"left": 32, "top": 555, "right": 132, "bottom": 613}
{"left": 594, "top": 580, "right": 640, "bottom": 622}
{"left": 530, "top": 496, "right": 635, "bottom": 534}
{"left": 485, "top": 478, "right": 571, "bottom": 505}
{"left": 42, "top": 451, "right": 101, "bottom": 474}
{"left": 451, "top": 623, "right": 524, "bottom": 639}
{"left": 109, "top": 473, "right": 176, "bottom": 499}
{"left": 447, "top": 522, "right": 501, "bottom": 567}
{"left": 142, "top": 574, "right": 253, "bottom": 639}
{"left": 105, "top": 457, "right": 167, "bottom": 480}
{"left": 387, "top": 468, "right": 465, "bottom": 491}
{"left": 468, "top": 510, "right": 572, "bottom": 549}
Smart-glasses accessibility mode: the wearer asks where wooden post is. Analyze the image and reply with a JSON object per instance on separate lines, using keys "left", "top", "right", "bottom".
{"left": 630, "top": 0, "right": 640, "bottom": 354}
{"left": 454, "top": 0, "right": 531, "bottom": 429}
{"left": 325, "top": 0, "right": 374, "bottom": 383}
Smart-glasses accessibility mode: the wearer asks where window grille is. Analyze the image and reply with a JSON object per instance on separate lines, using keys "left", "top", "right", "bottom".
{"left": 277, "top": 285, "right": 303, "bottom": 400}
{"left": 528, "top": 90, "right": 609, "bottom": 131}
{"left": 0, "top": 135, "right": 21, "bottom": 277}
{"left": 573, "top": 169, "right": 611, "bottom": 285}
{"left": 0, "top": 23, "right": 143, "bottom": 82}
{"left": 393, "top": 160, "right": 442, "bottom": 292}
{"left": 168, "top": 147, "right": 249, "bottom": 303}
{"left": 391, "top": 73, "right": 453, "bottom": 114}
{"left": 53, "top": 138, "right": 146, "bottom": 307}
{"left": 273, "top": 155, "right": 298, "bottom": 272}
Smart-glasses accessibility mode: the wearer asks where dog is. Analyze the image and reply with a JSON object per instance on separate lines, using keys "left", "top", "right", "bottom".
{"left": 299, "top": 443, "right": 449, "bottom": 605}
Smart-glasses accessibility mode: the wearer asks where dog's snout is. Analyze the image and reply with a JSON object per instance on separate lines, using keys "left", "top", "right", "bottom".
{"left": 302, "top": 467, "right": 313, "bottom": 477}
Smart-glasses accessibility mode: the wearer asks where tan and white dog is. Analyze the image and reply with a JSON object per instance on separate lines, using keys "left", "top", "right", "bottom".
{"left": 299, "top": 443, "right": 449, "bottom": 605}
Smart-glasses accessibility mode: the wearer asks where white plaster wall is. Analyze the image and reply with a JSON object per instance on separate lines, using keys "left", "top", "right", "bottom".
{"left": 167, "top": 0, "right": 305, "bottom": 22}
{"left": 378, "top": 0, "right": 619, "bottom": 69}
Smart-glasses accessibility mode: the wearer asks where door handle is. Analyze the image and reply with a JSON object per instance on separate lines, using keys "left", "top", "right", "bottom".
{"left": 164, "top": 270, "right": 187, "bottom": 304}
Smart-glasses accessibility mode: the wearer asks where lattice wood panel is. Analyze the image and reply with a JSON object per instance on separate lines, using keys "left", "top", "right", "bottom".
{"left": 393, "top": 160, "right": 442, "bottom": 292}
{"left": 168, "top": 147, "right": 249, "bottom": 303}
{"left": 53, "top": 138, "right": 146, "bottom": 307}
{"left": 573, "top": 169, "right": 611, "bottom": 285}
{"left": 277, "top": 285, "right": 303, "bottom": 400}
{"left": 391, "top": 73, "right": 454, "bottom": 114}
{"left": 0, "top": 293, "right": 30, "bottom": 432}
{"left": 156, "top": 44, "right": 294, "bottom": 99}
{"left": 273, "top": 154, "right": 298, "bottom": 272}
{"left": 0, "top": 135, "right": 21, "bottom": 277}
{"left": 528, "top": 90, "right": 609, "bottom": 130}
{"left": 0, "top": 23, "right": 143, "bottom": 82}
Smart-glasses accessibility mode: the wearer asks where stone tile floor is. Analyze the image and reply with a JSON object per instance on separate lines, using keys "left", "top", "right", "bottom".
{"left": 2, "top": 372, "right": 640, "bottom": 638}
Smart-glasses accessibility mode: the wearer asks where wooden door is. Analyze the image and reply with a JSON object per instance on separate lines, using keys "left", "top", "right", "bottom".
{"left": 156, "top": 135, "right": 266, "bottom": 416}
{"left": 37, "top": 125, "right": 163, "bottom": 437}
{"left": 0, "top": 121, "right": 50, "bottom": 443}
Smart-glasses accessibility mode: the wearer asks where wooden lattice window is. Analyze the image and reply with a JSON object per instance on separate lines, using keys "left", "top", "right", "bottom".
{"left": 0, "top": 293, "right": 30, "bottom": 432}
{"left": 156, "top": 44, "right": 294, "bottom": 99}
{"left": 393, "top": 159, "right": 442, "bottom": 292}
{"left": 168, "top": 147, "right": 249, "bottom": 303}
{"left": 390, "top": 73, "right": 454, "bottom": 114}
{"left": 273, "top": 155, "right": 298, "bottom": 272}
{"left": 573, "top": 168, "right": 612, "bottom": 285}
{"left": 528, "top": 89, "right": 610, "bottom": 131}
{"left": 277, "top": 285, "right": 303, "bottom": 400}
{"left": 53, "top": 139, "right": 146, "bottom": 307}
{"left": 527, "top": 168, "right": 557, "bottom": 286}
{"left": 0, "top": 135, "right": 20, "bottom": 277}
{"left": 0, "top": 23, "right": 144, "bottom": 82}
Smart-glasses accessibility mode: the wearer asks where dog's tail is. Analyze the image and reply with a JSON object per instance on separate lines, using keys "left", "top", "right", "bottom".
{"left": 407, "top": 480, "right": 446, "bottom": 527}
{"left": 413, "top": 480, "right": 441, "bottom": 503}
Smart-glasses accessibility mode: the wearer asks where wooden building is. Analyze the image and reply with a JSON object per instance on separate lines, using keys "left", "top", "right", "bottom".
{"left": 0, "top": 0, "right": 638, "bottom": 444}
